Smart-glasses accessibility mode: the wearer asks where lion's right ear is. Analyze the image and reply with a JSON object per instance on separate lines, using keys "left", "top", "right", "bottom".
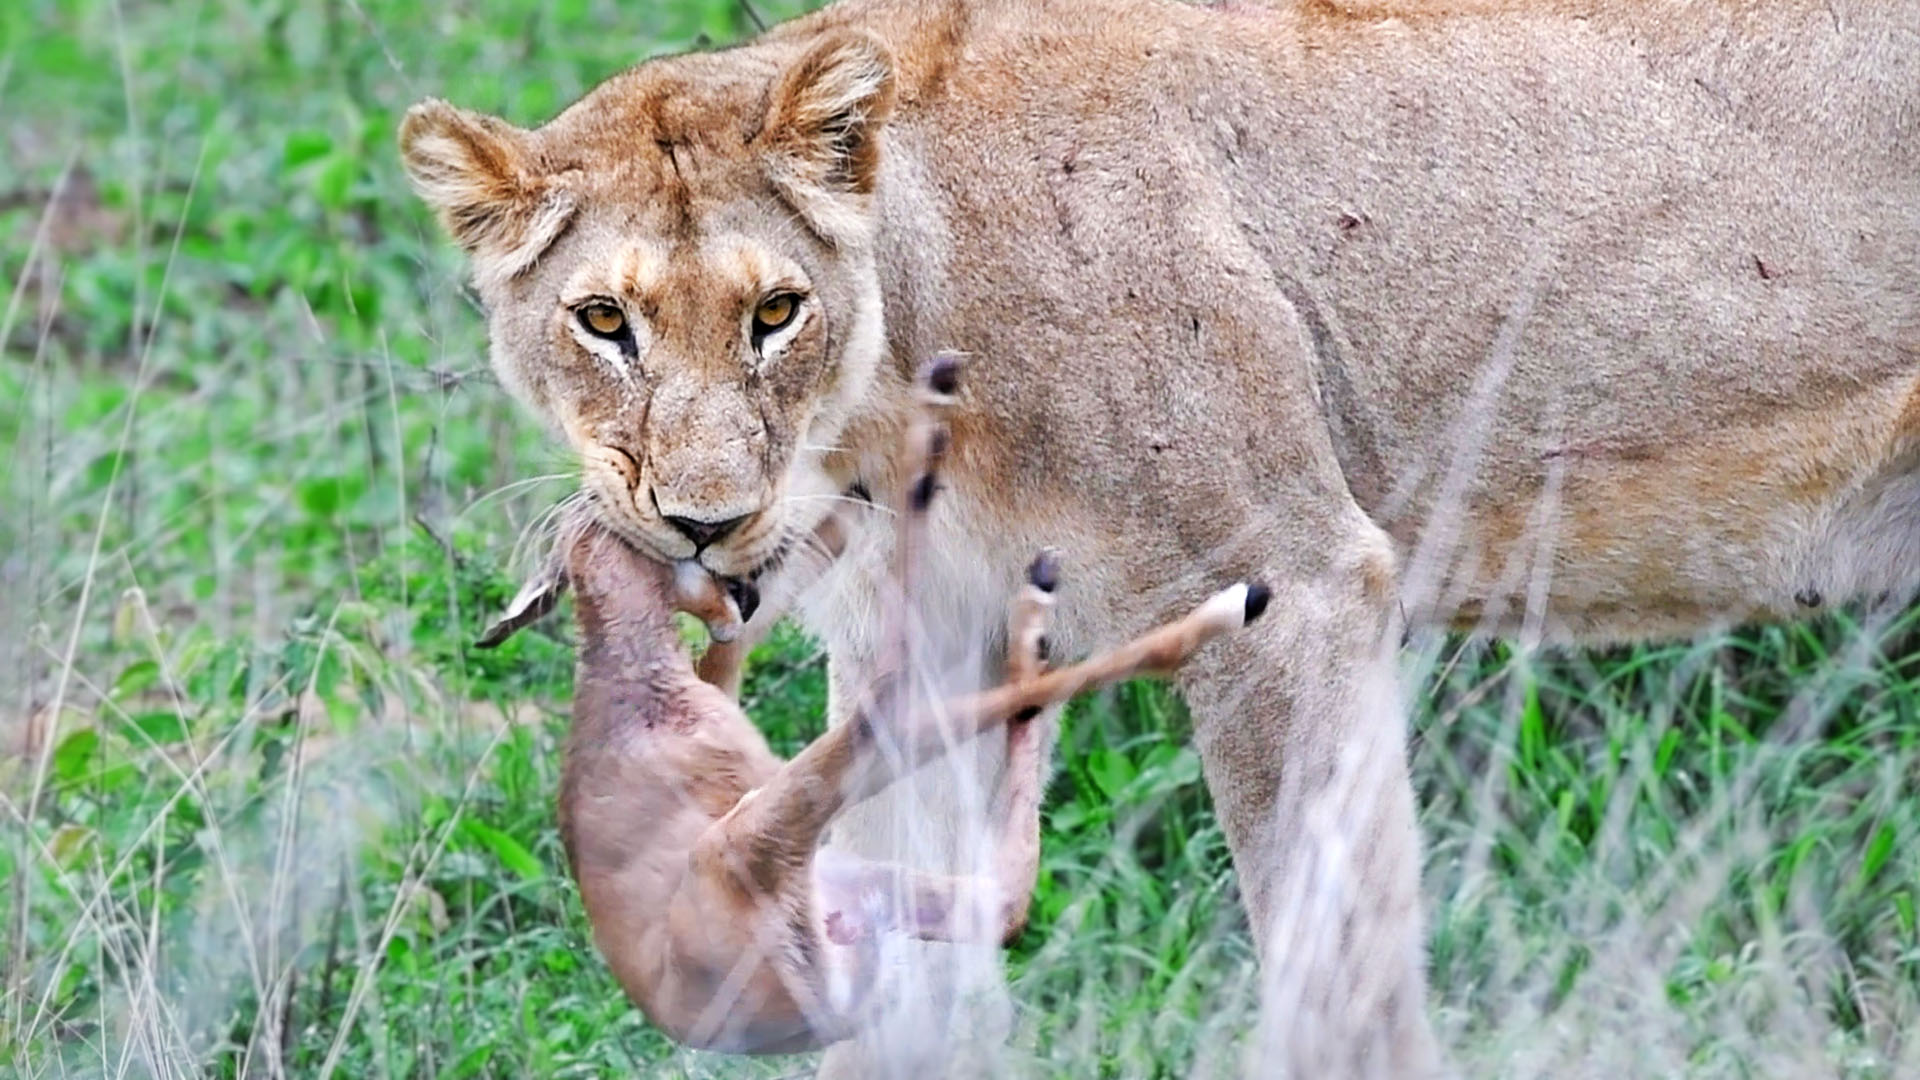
{"left": 400, "top": 100, "right": 576, "bottom": 282}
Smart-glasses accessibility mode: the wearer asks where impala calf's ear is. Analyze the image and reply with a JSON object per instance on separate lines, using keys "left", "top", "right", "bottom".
{"left": 399, "top": 99, "right": 577, "bottom": 284}
{"left": 760, "top": 30, "right": 897, "bottom": 242}
{"left": 476, "top": 553, "right": 570, "bottom": 649}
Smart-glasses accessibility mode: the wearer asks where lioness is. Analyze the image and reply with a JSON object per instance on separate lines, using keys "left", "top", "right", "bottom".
{"left": 402, "top": 0, "right": 1919, "bottom": 1074}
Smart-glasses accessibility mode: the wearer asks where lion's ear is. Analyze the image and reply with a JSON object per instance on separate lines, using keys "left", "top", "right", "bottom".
{"left": 761, "top": 31, "right": 896, "bottom": 239}
{"left": 400, "top": 99, "right": 576, "bottom": 280}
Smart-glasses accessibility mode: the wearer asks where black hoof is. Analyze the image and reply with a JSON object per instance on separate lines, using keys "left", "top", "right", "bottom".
{"left": 1243, "top": 583, "right": 1271, "bottom": 625}
{"left": 909, "top": 472, "right": 939, "bottom": 511}
{"left": 925, "top": 352, "right": 962, "bottom": 397}
{"left": 1027, "top": 551, "right": 1060, "bottom": 593}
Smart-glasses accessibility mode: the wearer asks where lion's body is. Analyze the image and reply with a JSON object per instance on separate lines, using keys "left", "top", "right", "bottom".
{"left": 403, "top": 1, "right": 1920, "bottom": 1073}
{"left": 790, "top": 0, "right": 1920, "bottom": 643}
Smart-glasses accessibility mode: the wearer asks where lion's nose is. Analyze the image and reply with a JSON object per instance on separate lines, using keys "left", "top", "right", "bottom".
{"left": 662, "top": 510, "right": 751, "bottom": 550}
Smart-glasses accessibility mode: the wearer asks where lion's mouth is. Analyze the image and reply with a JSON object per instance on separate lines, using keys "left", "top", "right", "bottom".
{"left": 723, "top": 529, "right": 798, "bottom": 591}
{"left": 712, "top": 480, "right": 865, "bottom": 600}
{"left": 685, "top": 525, "right": 791, "bottom": 626}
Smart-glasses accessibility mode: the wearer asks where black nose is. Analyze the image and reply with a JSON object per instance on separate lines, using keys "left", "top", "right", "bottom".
{"left": 663, "top": 512, "right": 751, "bottom": 549}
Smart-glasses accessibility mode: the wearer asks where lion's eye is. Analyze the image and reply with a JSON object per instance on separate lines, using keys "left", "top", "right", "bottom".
{"left": 579, "top": 303, "right": 627, "bottom": 339}
{"left": 752, "top": 294, "right": 800, "bottom": 338}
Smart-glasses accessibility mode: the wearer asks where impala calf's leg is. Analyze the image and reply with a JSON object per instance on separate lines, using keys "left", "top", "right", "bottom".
{"left": 813, "top": 552, "right": 1062, "bottom": 948}
{"left": 808, "top": 554, "right": 1269, "bottom": 947}
{"left": 990, "top": 551, "right": 1059, "bottom": 940}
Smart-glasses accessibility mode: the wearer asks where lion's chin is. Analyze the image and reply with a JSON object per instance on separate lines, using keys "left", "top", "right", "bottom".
{"left": 696, "top": 532, "right": 788, "bottom": 582}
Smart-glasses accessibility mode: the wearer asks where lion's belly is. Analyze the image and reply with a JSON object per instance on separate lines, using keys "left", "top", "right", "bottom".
{"left": 1417, "top": 377, "right": 1920, "bottom": 643}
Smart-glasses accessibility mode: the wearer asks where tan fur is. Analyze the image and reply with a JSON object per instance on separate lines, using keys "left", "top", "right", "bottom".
{"left": 405, "top": 0, "right": 1920, "bottom": 1073}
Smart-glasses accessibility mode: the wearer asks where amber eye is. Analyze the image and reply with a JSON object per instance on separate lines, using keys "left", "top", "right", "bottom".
{"left": 752, "top": 293, "right": 800, "bottom": 338}
{"left": 579, "top": 303, "right": 627, "bottom": 339}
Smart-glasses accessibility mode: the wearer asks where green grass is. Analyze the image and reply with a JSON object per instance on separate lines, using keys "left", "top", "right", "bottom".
{"left": 4, "top": 1, "right": 1916, "bottom": 1076}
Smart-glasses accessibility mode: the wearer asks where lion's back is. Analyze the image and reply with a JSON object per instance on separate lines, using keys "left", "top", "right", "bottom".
{"left": 836, "top": 0, "right": 1920, "bottom": 640}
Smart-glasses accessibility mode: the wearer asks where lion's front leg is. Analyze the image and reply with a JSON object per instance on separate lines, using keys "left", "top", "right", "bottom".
{"left": 1177, "top": 526, "right": 1440, "bottom": 1079}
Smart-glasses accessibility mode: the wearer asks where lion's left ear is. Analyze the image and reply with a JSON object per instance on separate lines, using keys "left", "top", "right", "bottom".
{"left": 760, "top": 30, "right": 897, "bottom": 241}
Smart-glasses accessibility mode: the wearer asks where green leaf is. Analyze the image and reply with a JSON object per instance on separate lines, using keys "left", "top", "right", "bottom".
{"left": 112, "top": 659, "right": 161, "bottom": 699}
{"left": 283, "top": 130, "right": 333, "bottom": 169}
{"left": 125, "top": 710, "right": 189, "bottom": 745}
{"left": 1086, "top": 749, "right": 1135, "bottom": 801}
{"left": 49, "top": 823, "right": 95, "bottom": 867}
{"left": 1860, "top": 822, "right": 1896, "bottom": 886}
{"left": 296, "top": 474, "right": 366, "bottom": 518}
{"left": 314, "top": 153, "right": 357, "bottom": 209}
{"left": 445, "top": 1042, "right": 496, "bottom": 1080}
{"left": 1049, "top": 801, "right": 1088, "bottom": 832}
{"left": 1653, "top": 727, "right": 1682, "bottom": 779}
{"left": 1518, "top": 677, "right": 1544, "bottom": 769}
{"left": 52, "top": 729, "right": 99, "bottom": 782}
{"left": 460, "top": 819, "right": 545, "bottom": 883}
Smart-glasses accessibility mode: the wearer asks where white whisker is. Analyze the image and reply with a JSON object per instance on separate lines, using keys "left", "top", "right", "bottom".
{"left": 458, "top": 471, "right": 578, "bottom": 520}
{"left": 783, "top": 493, "right": 892, "bottom": 516}
{"left": 510, "top": 490, "right": 592, "bottom": 577}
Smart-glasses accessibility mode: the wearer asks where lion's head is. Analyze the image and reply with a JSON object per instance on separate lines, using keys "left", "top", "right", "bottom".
{"left": 401, "top": 31, "right": 896, "bottom": 578}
